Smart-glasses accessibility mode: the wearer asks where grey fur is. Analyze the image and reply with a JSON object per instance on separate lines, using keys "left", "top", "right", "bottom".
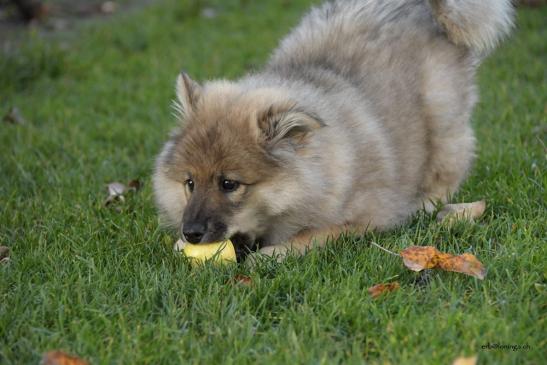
{"left": 153, "top": 0, "right": 513, "bottom": 257}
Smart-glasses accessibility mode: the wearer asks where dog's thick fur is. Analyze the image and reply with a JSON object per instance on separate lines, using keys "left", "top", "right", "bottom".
{"left": 153, "top": 0, "right": 513, "bottom": 259}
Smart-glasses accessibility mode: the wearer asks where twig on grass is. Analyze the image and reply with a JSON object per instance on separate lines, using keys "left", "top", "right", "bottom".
{"left": 370, "top": 241, "right": 400, "bottom": 257}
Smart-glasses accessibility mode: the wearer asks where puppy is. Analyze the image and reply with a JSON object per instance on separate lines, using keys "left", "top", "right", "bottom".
{"left": 153, "top": 0, "right": 513, "bottom": 260}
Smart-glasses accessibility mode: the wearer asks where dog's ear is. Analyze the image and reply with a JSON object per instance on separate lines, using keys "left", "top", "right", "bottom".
{"left": 174, "top": 72, "right": 202, "bottom": 120}
{"left": 257, "top": 103, "right": 325, "bottom": 148}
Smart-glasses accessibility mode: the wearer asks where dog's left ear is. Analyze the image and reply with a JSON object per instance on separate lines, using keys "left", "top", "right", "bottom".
{"left": 174, "top": 72, "right": 202, "bottom": 120}
{"left": 257, "top": 103, "right": 325, "bottom": 148}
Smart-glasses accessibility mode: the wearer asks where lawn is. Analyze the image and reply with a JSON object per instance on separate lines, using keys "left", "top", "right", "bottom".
{"left": 0, "top": 1, "right": 545, "bottom": 364}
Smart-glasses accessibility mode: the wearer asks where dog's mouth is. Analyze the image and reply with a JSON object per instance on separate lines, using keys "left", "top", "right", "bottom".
{"left": 230, "top": 233, "right": 260, "bottom": 262}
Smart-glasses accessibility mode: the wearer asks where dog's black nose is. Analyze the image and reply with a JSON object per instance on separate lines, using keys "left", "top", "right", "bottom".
{"left": 182, "top": 223, "right": 206, "bottom": 243}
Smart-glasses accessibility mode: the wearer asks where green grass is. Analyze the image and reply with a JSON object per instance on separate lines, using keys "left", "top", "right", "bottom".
{"left": 1, "top": 1, "right": 545, "bottom": 364}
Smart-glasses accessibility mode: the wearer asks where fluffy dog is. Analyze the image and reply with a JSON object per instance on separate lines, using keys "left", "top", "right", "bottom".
{"left": 153, "top": 0, "right": 513, "bottom": 260}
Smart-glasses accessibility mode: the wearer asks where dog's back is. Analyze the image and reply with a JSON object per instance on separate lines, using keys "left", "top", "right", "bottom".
{"left": 264, "top": 0, "right": 513, "bottom": 215}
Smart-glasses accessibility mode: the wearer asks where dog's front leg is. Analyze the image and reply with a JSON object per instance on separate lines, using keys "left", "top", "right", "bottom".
{"left": 248, "top": 225, "right": 353, "bottom": 264}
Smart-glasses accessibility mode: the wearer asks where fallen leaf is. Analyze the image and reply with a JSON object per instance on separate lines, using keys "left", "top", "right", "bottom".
{"left": 107, "top": 182, "right": 126, "bottom": 195}
{"left": 3, "top": 107, "right": 26, "bottom": 125}
{"left": 232, "top": 274, "right": 252, "bottom": 286}
{"left": 368, "top": 282, "right": 400, "bottom": 298}
{"left": 400, "top": 246, "right": 441, "bottom": 271}
{"left": 437, "top": 201, "right": 486, "bottom": 224}
{"left": 104, "top": 182, "right": 127, "bottom": 205}
{"left": 400, "top": 246, "right": 486, "bottom": 280}
{"left": 127, "top": 179, "right": 142, "bottom": 191}
{"left": 41, "top": 351, "right": 89, "bottom": 365}
{"left": 452, "top": 355, "right": 477, "bottom": 365}
{"left": 104, "top": 179, "right": 141, "bottom": 206}
{"left": 0, "top": 246, "right": 9, "bottom": 264}
{"left": 437, "top": 253, "right": 486, "bottom": 280}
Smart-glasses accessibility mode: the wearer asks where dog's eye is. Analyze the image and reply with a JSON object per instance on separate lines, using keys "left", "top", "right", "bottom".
{"left": 185, "top": 179, "right": 195, "bottom": 193}
{"left": 221, "top": 179, "right": 239, "bottom": 192}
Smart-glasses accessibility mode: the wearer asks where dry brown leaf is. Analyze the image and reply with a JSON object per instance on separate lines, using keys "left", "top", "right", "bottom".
{"left": 452, "top": 355, "right": 477, "bottom": 365}
{"left": 400, "top": 246, "right": 440, "bottom": 271}
{"left": 0, "top": 245, "right": 9, "bottom": 264}
{"left": 41, "top": 351, "right": 89, "bottom": 365}
{"left": 368, "top": 282, "right": 400, "bottom": 298}
{"left": 232, "top": 274, "right": 253, "bottom": 286}
{"left": 437, "top": 201, "right": 486, "bottom": 224}
{"left": 437, "top": 253, "right": 486, "bottom": 280}
{"left": 104, "top": 182, "right": 127, "bottom": 205}
{"left": 104, "top": 179, "right": 141, "bottom": 206}
{"left": 127, "top": 179, "right": 142, "bottom": 191}
{"left": 400, "top": 246, "right": 486, "bottom": 280}
{"left": 107, "top": 182, "right": 127, "bottom": 196}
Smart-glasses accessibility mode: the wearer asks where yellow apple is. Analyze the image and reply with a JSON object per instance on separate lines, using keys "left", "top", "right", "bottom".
{"left": 175, "top": 239, "right": 236, "bottom": 265}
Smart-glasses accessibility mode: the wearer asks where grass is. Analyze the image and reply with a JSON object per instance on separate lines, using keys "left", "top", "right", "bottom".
{"left": 0, "top": 1, "right": 545, "bottom": 364}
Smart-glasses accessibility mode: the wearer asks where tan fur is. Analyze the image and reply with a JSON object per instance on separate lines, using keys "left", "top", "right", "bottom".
{"left": 153, "top": 0, "right": 513, "bottom": 260}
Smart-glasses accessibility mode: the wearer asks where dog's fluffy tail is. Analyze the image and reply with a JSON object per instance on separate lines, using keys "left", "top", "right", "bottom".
{"left": 429, "top": 0, "right": 514, "bottom": 55}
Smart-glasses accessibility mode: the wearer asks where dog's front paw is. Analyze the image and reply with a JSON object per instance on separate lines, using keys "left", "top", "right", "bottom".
{"left": 244, "top": 245, "right": 290, "bottom": 268}
{"left": 259, "top": 245, "right": 290, "bottom": 260}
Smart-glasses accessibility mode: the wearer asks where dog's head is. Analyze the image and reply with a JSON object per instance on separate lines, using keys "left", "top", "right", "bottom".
{"left": 153, "top": 73, "right": 323, "bottom": 250}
